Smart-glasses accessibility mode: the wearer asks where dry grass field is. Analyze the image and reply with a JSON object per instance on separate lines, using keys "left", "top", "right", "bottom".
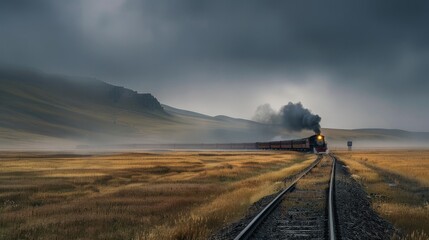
{"left": 0, "top": 151, "right": 314, "bottom": 240}
{"left": 335, "top": 150, "right": 429, "bottom": 240}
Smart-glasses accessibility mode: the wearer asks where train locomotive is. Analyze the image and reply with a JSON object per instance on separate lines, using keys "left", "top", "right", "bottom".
{"left": 256, "top": 134, "right": 328, "bottom": 153}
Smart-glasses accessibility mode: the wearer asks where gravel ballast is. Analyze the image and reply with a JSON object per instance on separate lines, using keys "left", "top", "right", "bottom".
{"left": 334, "top": 157, "right": 396, "bottom": 240}
{"left": 210, "top": 155, "right": 397, "bottom": 239}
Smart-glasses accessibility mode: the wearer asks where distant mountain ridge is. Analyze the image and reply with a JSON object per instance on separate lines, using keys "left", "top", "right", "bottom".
{"left": 0, "top": 68, "right": 170, "bottom": 146}
{"left": 0, "top": 68, "right": 165, "bottom": 114}
{"left": 0, "top": 67, "right": 428, "bottom": 149}
{"left": 0, "top": 68, "right": 276, "bottom": 148}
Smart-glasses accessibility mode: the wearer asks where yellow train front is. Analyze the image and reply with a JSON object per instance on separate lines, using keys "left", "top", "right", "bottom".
{"left": 256, "top": 134, "right": 328, "bottom": 153}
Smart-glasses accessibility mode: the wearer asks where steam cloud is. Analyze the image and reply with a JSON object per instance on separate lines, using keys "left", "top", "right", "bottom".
{"left": 253, "top": 102, "right": 321, "bottom": 134}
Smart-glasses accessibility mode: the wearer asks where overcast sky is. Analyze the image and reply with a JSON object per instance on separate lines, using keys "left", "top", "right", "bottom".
{"left": 1, "top": 0, "right": 429, "bottom": 131}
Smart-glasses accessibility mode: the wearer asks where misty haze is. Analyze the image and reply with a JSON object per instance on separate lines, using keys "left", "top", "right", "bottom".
{"left": 0, "top": 1, "right": 428, "bottom": 240}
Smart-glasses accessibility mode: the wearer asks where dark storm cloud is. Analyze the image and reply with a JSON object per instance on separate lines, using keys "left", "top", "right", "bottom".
{"left": 1, "top": 0, "right": 429, "bottom": 129}
{"left": 1, "top": 1, "right": 428, "bottom": 84}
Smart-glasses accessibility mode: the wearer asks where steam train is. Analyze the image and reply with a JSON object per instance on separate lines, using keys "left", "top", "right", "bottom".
{"left": 78, "top": 134, "right": 328, "bottom": 153}
{"left": 165, "top": 134, "right": 327, "bottom": 153}
{"left": 255, "top": 134, "right": 328, "bottom": 153}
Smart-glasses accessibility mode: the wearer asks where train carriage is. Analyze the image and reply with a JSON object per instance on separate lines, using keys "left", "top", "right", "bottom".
{"left": 280, "top": 140, "right": 292, "bottom": 149}
{"left": 270, "top": 141, "right": 282, "bottom": 149}
{"left": 256, "top": 142, "right": 270, "bottom": 149}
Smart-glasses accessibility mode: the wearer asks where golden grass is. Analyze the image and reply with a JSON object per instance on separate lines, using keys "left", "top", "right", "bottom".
{"left": 0, "top": 151, "right": 314, "bottom": 240}
{"left": 335, "top": 150, "right": 429, "bottom": 239}
{"left": 337, "top": 150, "right": 429, "bottom": 186}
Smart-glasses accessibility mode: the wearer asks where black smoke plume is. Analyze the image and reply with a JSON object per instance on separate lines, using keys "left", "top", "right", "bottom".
{"left": 253, "top": 102, "right": 321, "bottom": 134}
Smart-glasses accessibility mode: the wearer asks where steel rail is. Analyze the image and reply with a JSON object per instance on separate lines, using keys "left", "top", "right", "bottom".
{"left": 328, "top": 154, "right": 337, "bottom": 240}
{"left": 233, "top": 155, "right": 323, "bottom": 240}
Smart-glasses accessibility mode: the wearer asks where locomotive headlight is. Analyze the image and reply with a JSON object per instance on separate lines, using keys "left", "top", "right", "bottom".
{"left": 317, "top": 135, "right": 323, "bottom": 140}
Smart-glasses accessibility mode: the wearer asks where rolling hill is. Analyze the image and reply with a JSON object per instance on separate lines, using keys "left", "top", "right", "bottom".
{"left": 1, "top": 68, "right": 428, "bottom": 149}
{"left": 0, "top": 68, "right": 276, "bottom": 148}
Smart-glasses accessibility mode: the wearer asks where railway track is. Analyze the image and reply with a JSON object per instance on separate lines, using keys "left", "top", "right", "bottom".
{"left": 234, "top": 154, "right": 337, "bottom": 240}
